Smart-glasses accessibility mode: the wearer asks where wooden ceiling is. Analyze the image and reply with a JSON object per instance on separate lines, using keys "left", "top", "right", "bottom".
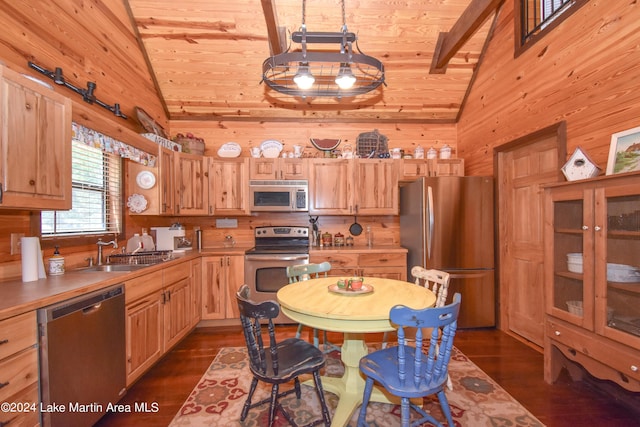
{"left": 126, "top": 0, "right": 501, "bottom": 123}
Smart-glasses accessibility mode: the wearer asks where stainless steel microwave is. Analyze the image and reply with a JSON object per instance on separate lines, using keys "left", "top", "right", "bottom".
{"left": 249, "top": 180, "right": 308, "bottom": 212}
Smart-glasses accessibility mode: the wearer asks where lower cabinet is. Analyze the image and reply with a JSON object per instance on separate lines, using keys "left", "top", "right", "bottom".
{"left": 201, "top": 255, "right": 244, "bottom": 320}
{"left": 310, "top": 249, "right": 407, "bottom": 281}
{"left": 0, "top": 311, "right": 39, "bottom": 427}
{"left": 125, "top": 260, "right": 196, "bottom": 386}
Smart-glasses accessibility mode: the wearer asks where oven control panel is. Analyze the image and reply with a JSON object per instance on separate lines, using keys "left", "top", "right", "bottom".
{"left": 254, "top": 226, "right": 308, "bottom": 237}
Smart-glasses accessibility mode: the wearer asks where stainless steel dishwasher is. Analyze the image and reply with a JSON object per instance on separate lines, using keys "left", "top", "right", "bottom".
{"left": 38, "top": 284, "right": 126, "bottom": 427}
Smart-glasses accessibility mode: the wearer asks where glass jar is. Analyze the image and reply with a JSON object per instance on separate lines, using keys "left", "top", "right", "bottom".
{"left": 346, "top": 236, "right": 354, "bottom": 246}
{"left": 439, "top": 144, "right": 452, "bottom": 159}
{"left": 223, "top": 235, "right": 235, "bottom": 248}
{"left": 427, "top": 147, "right": 437, "bottom": 159}
{"left": 414, "top": 146, "right": 424, "bottom": 159}
{"left": 322, "top": 232, "right": 333, "bottom": 247}
{"left": 334, "top": 232, "right": 345, "bottom": 246}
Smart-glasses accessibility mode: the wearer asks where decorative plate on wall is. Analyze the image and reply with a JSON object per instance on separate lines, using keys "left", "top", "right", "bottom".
{"left": 136, "top": 171, "right": 156, "bottom": 189}
{"left": 127, "top": 194, "right": 148, "bottom": 213}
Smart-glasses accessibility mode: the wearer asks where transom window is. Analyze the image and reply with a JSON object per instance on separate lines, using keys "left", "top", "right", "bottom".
{"left": 517, "top": 0, "right": 588, "bottom": 52}
{"left": 41, "top": 140, "right": 122, "bottom": 237}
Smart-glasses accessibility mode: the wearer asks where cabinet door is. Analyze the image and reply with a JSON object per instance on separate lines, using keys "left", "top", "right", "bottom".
{"left": 175, "top": 152, "right": 208, "bottom": 215}
{"left": 355, "top": 159, "right": 399, "bottom": 215}
{"left": 126, "top": 291, "right": 163, "bottom": 386}
{"left": 163, "top": 277, "right": 191, "bottom": 350}
{"left": 401, "top": 159, "right": 429, "bottom": 180}
{"left": 190, "top": 259, "right": 202, "bottom": 327}
{"left": 281, "top": 158, "right": 308, "bottom": 179}
{"left": 210, "top": 159, "right": 250, "bottom": 215}
{"left": 201, "top": 256, "right": 226, "bottom": 319}
{"left": 0, "top": 66, "right": 72, "bottom": 210}
{"left": 158, "top": 146, "right": 176, "bottom": 215}
{"left": 309, "top": 159, "right": 354, "bottom": 214}
{"left": 596, "top": 185, "right": 640, "bottom": 348}
{"left": 544, "top": 185, "right": 594, "bottom": 329}
{"left": 429, "top": 159, "right": 465, "bottom": 176}
{"left": 250, "top": 158, "right": 278, "bottom": 179}
{"left": 224, "top": 255, "right": 245, "bottom": 319}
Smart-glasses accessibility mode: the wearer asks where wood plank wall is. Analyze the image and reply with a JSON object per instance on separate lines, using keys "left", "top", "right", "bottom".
{"left": 458, "top": 1, "right": 640, "bottom": 175}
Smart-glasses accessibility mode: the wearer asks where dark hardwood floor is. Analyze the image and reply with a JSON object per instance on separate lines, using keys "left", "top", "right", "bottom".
{"left": 95, "top": 327, "right": 640, "bottom": 427}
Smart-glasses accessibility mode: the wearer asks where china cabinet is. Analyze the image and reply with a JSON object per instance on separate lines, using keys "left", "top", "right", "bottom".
{"left": 0, "top": 65, "right": 72, "bottom": 210}
{"left": 544, "top": 172, "right": 640, "bottom": 391}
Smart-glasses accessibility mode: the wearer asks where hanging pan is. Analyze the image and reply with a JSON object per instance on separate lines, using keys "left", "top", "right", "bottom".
{"left": 349, "top": 216, "right": 363, "bottom": 236}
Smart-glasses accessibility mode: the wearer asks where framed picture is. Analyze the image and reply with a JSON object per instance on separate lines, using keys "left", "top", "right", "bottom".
{"left": 606, "top": 125, "right": 640, "bottom": 175}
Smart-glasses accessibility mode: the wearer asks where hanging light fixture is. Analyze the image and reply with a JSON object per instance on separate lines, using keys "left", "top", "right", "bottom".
{"left": 262, "top": 0, "right": 385, "bottom": 98}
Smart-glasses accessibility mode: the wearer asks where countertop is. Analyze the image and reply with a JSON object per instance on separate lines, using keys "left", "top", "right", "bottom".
{"left": 0, "top": 245, "right": 407, "bottom": 321}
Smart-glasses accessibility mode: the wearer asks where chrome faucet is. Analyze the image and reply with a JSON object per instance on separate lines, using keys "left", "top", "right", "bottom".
{"left": 96, "top": 238, "right": 118, "bottom": 265}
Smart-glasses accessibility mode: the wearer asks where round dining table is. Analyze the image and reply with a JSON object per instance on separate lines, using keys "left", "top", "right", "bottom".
{"left": 277, "top": 276, "right": 436, "bottom": 427}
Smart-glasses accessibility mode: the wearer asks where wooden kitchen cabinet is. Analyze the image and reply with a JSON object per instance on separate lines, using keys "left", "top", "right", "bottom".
{"left": 209, "top": 158, "right": 250, "bottom": 215}
{"left": 201, "top": 255, "right": 244, "bottom": 319}
{"left": 310, "top": 249, "right": 407, "bottom": 281}
{"left": 309, "top": 158, "right": 398, "bottom": 215}
{"left": 544, "top": 172, "right": 640, "bottom": 391}
{"left": 250, "top": 157, "right": 308, "bottom": 180}
{"left": 125, "top": 261, "right": 194, "bottom": 386}
{"left": 401, "top": 158, "right": 465, "bottom": 180}
{"left": 190, "top": 258, "right": 202, "bottom": 327}
{"left": 175, "top": 151, "right": 208, "bottom": 215}
{"left": 0, "top": 311, "right": 39, "bottom": 427}
{"left": 0, "top": 65, "right": 72, "bottom": 210}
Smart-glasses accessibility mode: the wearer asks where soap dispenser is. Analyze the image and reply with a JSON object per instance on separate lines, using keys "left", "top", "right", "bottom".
{"left": 48, "top": 245, "right": 65, "bottom": 276}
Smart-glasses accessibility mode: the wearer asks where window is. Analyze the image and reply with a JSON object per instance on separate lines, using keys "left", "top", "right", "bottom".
{"left": 516, "top": 0, "right": 588, "bottom": 52}
{"left": 41, "top": 140, "right": 122, "bottom": 237}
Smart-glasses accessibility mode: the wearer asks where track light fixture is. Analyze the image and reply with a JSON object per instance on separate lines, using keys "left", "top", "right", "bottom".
{"left": 27, "top": 62, "right": 128, "bottom": 119}
{"left": 262, "top": 0, "right": 384, "bottom": 98}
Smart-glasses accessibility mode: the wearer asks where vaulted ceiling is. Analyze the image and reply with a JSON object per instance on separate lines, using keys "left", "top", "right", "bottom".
{"left": 126, "top": 0, "right": 501, "bottom": 123}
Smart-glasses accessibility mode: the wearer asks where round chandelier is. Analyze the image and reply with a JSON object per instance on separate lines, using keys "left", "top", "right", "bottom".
{"left": 261, "top": 0, "right": 385, "bottom": 98}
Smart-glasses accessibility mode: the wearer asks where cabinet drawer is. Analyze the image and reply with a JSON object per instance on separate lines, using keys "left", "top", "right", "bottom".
{"left": 163, "top": 261, "right": 190, "bottom": 285}
{"left": 125, "top": 270, "right": 164, "bottom": 303}
{"left": 0, "top": 346, "right": 38, "bottom": 403}
{"left": 0, "top": 312, "right": 37, "bottom": 360}
{"left": 359, "top": 252, "right": 405, "bottom": 266}
{"left": 310, "top": 254, "right": 359, "bottom": 269}
{"left": 547, "top": 318, "right": 640, "bottom": 383}
{"left": 0, "top": 381, "right": 39, "bottom": 427}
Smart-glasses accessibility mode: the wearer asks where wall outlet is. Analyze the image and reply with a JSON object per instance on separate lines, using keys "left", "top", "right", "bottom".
{"left": 10, "top": 233, "right": 25, "bottom": 255}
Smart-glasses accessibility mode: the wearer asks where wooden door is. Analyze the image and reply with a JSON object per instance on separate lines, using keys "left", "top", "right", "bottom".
{"left": 210, "top": 159, "right": 249, "bottom": 215}
{"left": 163, "top": 277, "right": 191, "bottom": 350}
{"left": 355, "top": 159, "right": 399, "bottom": 215}
{"left": 497, "top": 123, "right": 566, "bottom": 346}
{"left": 309, "top": 158, "right": 353, "bottom": 215}
{"left": 249, "top": 158, "right": 278, "bottom": 179}
{"left": 125, "top": 291, "right": 163, "bottom": 386}
{"left": 158, "top": 147, "right": 175, "bottom": 215}
{"left": 201, "top": 256, "right": 225, "bottom": 320}
{"left": 280, "top": 158, "right": 308, "bottom": 179}
{"left": 175, "top": 152, "right": 207, "bottom": 215}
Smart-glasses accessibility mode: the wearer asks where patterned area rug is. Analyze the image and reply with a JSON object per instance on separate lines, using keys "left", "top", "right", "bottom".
{"left": 169, "top": 346, "right": 544, "bottom": 426}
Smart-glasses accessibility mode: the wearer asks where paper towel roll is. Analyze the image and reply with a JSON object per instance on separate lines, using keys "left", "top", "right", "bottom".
{"left": 21, "top": 237, "right": 46, "bottom": 282}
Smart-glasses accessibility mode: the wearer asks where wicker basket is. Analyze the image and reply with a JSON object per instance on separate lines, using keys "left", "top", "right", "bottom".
{"left": 356, "top": 129, "right": 388, "bottom": 158}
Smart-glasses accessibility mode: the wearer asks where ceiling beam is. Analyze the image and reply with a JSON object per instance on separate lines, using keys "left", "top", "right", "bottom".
{"left": 431, "top": 0, "right": 504, "bottom": 72}
{"left": 261, "top": 0, "right": 286, "bottom": 56}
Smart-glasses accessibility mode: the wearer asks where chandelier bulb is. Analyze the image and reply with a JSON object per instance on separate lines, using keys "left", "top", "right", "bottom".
{"left": 294, "top": 64, "right": 315, "bottom": 90}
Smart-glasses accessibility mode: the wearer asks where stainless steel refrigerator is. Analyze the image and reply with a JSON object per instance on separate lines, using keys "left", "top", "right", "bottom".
{"left": 400, "top": 176, "right": 495, "bottom": 328}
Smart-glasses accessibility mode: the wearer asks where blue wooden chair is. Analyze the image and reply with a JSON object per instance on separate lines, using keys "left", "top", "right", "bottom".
{"left": 286, "top": 262, "right": 340, "bottom": 354}
{"left": 357, "top": 293, "right": 462, "bottom": 427}
{"left": 236, "top": 284, "right": 331, "bottom": 427}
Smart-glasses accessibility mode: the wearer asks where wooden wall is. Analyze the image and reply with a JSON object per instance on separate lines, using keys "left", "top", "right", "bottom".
{"left": 458, "top": 1, "right": 640, "bottom": 175}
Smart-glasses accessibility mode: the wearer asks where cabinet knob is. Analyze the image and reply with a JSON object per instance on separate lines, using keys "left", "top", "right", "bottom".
{"left": 631, "top": 365, "right": 638, "bottom": 372}
{"left": 582, "top": 225, "right": 589, "bottom": 230}
{"left": 594, "top": 226, "right": 601, "bottom": 231}
{"left": 554, "top": 330, "right": 561, "bottom": 336}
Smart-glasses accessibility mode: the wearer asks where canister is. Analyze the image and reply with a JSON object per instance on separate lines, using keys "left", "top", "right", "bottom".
{"left": 334, "top": 232, "right": 345, "bottom": 246}
{"left": 322, "top": 232, "right": 333, "bottom": 247}
{"left": 48, "top": 245, "right": 65, "bottom": 276}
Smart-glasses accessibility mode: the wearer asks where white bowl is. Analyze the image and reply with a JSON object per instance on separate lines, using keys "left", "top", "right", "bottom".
{"left": 607, "top": 263, "right": 640, "bottom": 283}
{"left": 217, "top": 142, "right": 241, "bottom": 158}
{"left": 566, "top": 253, "right": 583, "bottom": 273}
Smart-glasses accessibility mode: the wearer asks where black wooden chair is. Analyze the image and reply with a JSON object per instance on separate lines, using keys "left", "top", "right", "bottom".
{"left": 357, "top": 293, "right": 462, "bottom": 427}
{"left": 236, "top": 284, "right": 332, "bottom": 427}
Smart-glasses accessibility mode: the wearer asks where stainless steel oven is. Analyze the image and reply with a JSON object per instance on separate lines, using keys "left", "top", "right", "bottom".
{"left": 244, "top": 226, "right": 309, "bottom": 323}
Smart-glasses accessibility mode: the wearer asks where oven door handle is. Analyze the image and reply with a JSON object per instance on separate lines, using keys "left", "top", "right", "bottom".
{"left": 245, "top": 255, "right": 309, "bottom": 262}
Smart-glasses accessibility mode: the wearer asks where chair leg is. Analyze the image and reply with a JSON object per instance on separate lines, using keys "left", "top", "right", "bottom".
{"left": 400, "top": 397, "right": 411, "bottom": 427}
{"left": 295, "top": 323, "right": 304, "bottom": 339}
{"left": 437, "top": 389, "right": 455, "bottom": 427}
{"left": 268, "top": 383, "right": 279, "bottom": 427}
{"left": 294, "top": 377, "right": 301, "bottom": 398}
{"left": 357, "top": 377, "right": 375, "bottom": 427}
{"left": 240, "top": 377, "right": 258, "bottom": 421}
{"left": 381, "top": 331, "right": 389, "bottom": 349}
{"left": 312, "top": 370, "right": 332, "bottom": 426}
{"left": 313, "top": 328, "right": 321, "bottom": 348}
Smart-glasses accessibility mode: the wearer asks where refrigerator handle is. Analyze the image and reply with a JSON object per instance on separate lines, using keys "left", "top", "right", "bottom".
{"left": 427, "top": 185, "right": 434, "bottom": 260}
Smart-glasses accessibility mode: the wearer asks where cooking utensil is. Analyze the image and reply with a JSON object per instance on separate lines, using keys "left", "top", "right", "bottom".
{"left": 349, "top": 216, "right": 363, "bottom": 236}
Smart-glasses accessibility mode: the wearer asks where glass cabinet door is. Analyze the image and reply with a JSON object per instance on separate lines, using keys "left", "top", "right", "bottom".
{"left": 550, "top": 193, "right": 592, "bottom": 327}
{"left": 599, "top": 191, "right": 640, "bottom": 345}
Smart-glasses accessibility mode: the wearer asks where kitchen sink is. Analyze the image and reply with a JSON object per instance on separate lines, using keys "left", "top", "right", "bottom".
{"left": 80, "top": 264, "right": 153, "bottom": 272}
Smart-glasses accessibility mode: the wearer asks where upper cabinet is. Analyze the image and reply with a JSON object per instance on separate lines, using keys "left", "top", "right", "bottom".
{"left": 127, "top": 145, "right": 176, "bottom": 215}
{"left": 309, "top": 158, "right": 398, "bottom": 215}
{"left": 175, "top": 151, "right": 208, "bottom": 215}
{"left": 209, "top": 158, "right": 250, "bottom": 216}
{"left": 249, "top": 158, "right": 308, "bottom": 180}
{"left": 401, "top": 158, "right": 465, "bottom": 180}
{"left": 0, "top": 65, "right": 72, "bottom": 210}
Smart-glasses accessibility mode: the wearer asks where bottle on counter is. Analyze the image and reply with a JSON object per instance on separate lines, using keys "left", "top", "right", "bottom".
{"left": 48, "top": 245, "right": 65, "bottom": 276}
{"left": 366, "top": 226, "right": 374, "bottom": 247}
{"left": 126, "top": 233, "right": 142, "bottom": 253}
{"left": 141, "top": 228, "right": 155, "bottom": 251}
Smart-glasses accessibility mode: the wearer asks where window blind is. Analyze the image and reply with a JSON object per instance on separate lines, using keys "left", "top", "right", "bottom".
{"left": 41, "top": 140, "right": 122, "bottom": 236}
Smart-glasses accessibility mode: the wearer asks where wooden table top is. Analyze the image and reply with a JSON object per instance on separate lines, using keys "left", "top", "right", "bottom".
{"left": 277, "top": 276, "right": 435, "bottom": 333}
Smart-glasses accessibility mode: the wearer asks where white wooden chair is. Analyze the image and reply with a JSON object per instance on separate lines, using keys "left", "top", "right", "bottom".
{"left": 382, "top": 266, "right": 453, "bottom": 389}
